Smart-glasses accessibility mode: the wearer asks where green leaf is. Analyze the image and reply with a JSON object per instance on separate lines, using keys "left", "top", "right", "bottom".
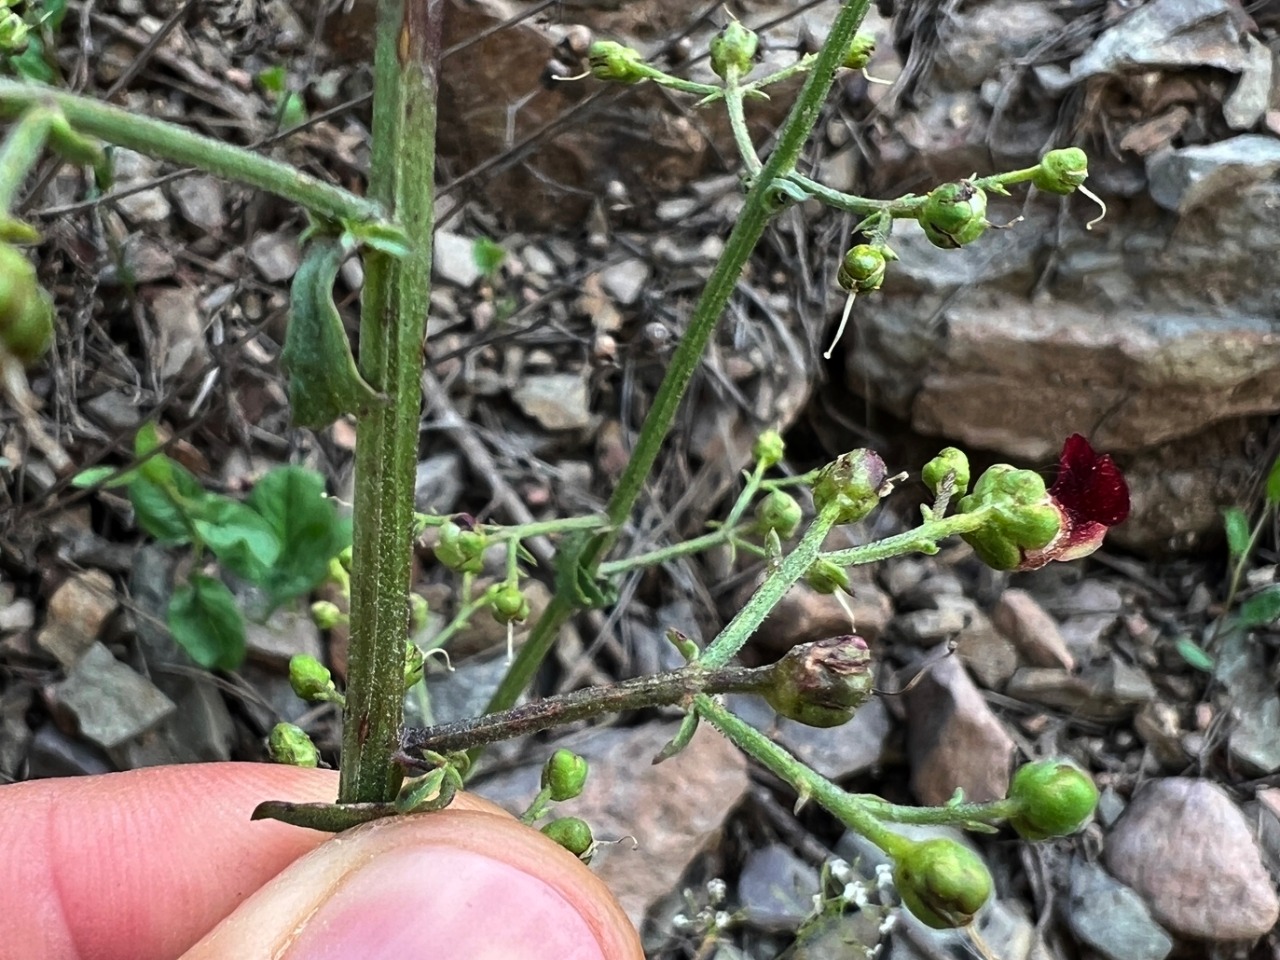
{"left": 1222, "top": 506, "right": 1250, "bottom": 561}
{"left": 167, "top": 573, "right": 246, "bottom": 670}
{"left": 257, "top": 64, "right": 287, "bottom": 94}
{"left": 71, "top": 465, "right": 134, "bottom": 489}
{"left": 281, "top": 237, "right": 386, "bottom": 429}
{"left": 7, "top": 38, "right": 55, "bottom": 83}
{"left": 1174, "top": 637, "right": 1215, "bottom": 673}
{"left": 187, "top": 495, "right": 282, "bottom": 583}
{"left": 1266, "top": 454, "right": 1280, "bottom": 506}
{"left": 128, "top": 464, "right": 204, "bottom": 544}
{"left": 1239, "top": 584, "right": 1280, "bottom": 628}
{"left": 472, "top": 236, "right": 506, "bottom": 279}
{"left": 247, "top": 466, "right": 348, "bottom": 603}
{"left": 343, "top": 220, "right": 411, "bottom": 258}
{"left": 40, "top": 0, "right": 69, "bottom": 33}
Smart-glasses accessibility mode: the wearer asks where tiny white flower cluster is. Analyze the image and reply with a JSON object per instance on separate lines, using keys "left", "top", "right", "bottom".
{"left": 874, "top": 862, "right": 895, "bottom": 895}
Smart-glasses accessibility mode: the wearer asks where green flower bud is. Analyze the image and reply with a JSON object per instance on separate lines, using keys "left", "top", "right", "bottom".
{"left": 893, "top": 837, "right": 993, "bottom": 929}
{"left": 804, "top": 557, "right": 851, "bottom": 595}
{"left": 588, "top": 40, "right": 647, "bottom": 84}
{"left": 541, "top": 816, "right": 594, "bottom": 858}
{"left": 812, "top": 449, "right": 889, "bottom": 525}
{"left": 0, "top": 244, "right": 53, "bottom": 366}
{"left": 921, "top": 447, "right": 971, "bottom": 498}
{"left": 434, "top": 520, "right": 486, "bottom": 574}
{"left": 541, "top": 748, "right": 589, "bottom": 801}
{"left": 490, "top": 583, "right": 531, "bottom": 624}
{"left": 755, "top": 490, "right": 803, "bottom": 540}
{"left": 842, "top": 33, "right": 876, "bottom": 70}
{"left": 919, "top": 181, "right": 988, "bottom": 249}
{"left": 289, "top": 654, "right": 336, "bottom": 702}
{"left": 753, "top": 429, "right": 786, "bottom": 468}
{"left": 837, "top": 244, "right": 888, "bottom": 294}
{"left": 1033, "top": 147, "right": 1088, "bottom": 196}
{"left": 957, "top": 465, "right": 1062, "bottom": 571}
{"left": 1007, "top": 759, "right": 1098, "bottom": 841}
{"left": 268, "top": 722, "right": 319, "bottom": 768}
{"left": 709, "top": 19, "right": 758, "bottom": 79}
{"left": 765, "top": 635, "right": 873, "bottom": 728}
{"left": 0, "top": 12, "right": 28, "bottom": 53}
{"left": 309, "top": 599, "right": 343, "bottom": 630}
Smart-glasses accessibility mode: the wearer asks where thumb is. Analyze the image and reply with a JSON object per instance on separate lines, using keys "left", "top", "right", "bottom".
{"left": 183, "top": 803, "right": 642, "bottom": 960}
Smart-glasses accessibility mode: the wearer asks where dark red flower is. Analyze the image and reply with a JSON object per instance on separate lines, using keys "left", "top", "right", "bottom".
{"left": 1022, "top": 434, "right": 1129, "bottom": 569}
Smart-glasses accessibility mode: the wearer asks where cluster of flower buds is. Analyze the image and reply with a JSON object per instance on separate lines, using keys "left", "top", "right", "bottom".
{"left": 0, "top": 244, "right": 53, "bottom": 367}
{"left": 764, "top": 635, "right": 873, "bottom": 727}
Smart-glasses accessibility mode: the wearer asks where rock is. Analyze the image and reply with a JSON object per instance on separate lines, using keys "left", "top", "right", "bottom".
{"left": 893, "top": 604, "right": 970, "bottom": 646}
{"left": 1147, "top": 135, "right": 1280, "bottom": 214}
{"left": 244, "top": 608, "right": 323, "bottom": 667}
{"left": 110, "top": 235, "right": 175, "bottom": 284}
{"left": 1132, "top": 701, "right": 1186, "bottom": 770}
{"left": 0, "top": 685, "right": 32, "bottom": 779}
{"left": 151, "top": 286, "right": 208, "bottom": 382}
{"left": 737, "top": 843, "right": 821, "bottom": 932}
{"left": 905, "top": 656, "right": 1014, "bottom": 806}
{"left": 1067, "top": 858, "right": 1173, "bottom": 960}
{"left": 433, "top": 231, "right": 484, "bottom": 288}
{"left": 512, "top": 372, "right": 593, "bottom": 431}
{"left": 247, "top": 230, "right": 300, "bottom": 283}
{"left": 416, "top": 651, "right": 517, "bottom": 728}
{"left": 1070, "top": 0, "right": 1253, "bottom": 82}
{"left": 933, "top": 0, "right": 1064, "bottom": 89}
{"left": 48, "top": 643, "right": 176, "bottom": 750}
{"left": 598, "top": 258, "right": 651, "bottom": 306}
{"left": 727, "top": 693, "right": 891, "bottom": 781}
{"left": 1216, "top": 629, "right": 1280, "bottom": 775}
{"left": 85, "top": 389, "right": 142, "bottom": 431}
{"left": 414, "top": 452, "right": 465, "bottom": 515}
{"left": 170, "top": 175, "right": 227, "bottom": 233}
{"left": 1105, "top": 778, "right": 1280, "bottom": 940}
{"left": 474, "top": 720, "right": 750, "bottom": 929}
{"left": 37, "top": 570, "right": 117, "bottom": 668}
{"left": 745, "top": 574, "right": 893, "bottom": 657}
{"left": 1006, "top": 660, "right": 1155, "bottom": 721}
{"left": 793, "top": 911, "right": 887, "bottom": 960}
{"left": 26, "top": 722, "right": 114, "bottom": 778}
{"left": 954, "top": 609, "right": 1020, "bottom": 690}
{"left": 0, "top": 597, "right": 34, "bottom": 633}
{"left": 992, "top": 589, "right": 1074, "bottom": 670}
{"left": 111, "top": 148, "right": 171, "bottom": 223}
{"left": 1041, "top": 579, "right": 1125, "bottom": 665}
{"left": 1223, "top": 36, "right": 1273, "bottom": 131}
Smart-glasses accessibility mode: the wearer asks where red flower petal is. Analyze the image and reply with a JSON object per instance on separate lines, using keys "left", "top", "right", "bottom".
{"left": 1048, "top": 434, "right": 1130, "bottom": 528}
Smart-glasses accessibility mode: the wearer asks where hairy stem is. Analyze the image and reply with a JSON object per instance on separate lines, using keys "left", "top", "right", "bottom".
{"left": 340, "top": 0, "right": 444, "bottom": 804}
{"left": 483, "top": 0, "right": 874, "bottom": 723}
{"left": 404, "top": 663, "right": 771, "bottom": 755}
{"left": 0, "top": 80, "right": 387, "bottom": 225}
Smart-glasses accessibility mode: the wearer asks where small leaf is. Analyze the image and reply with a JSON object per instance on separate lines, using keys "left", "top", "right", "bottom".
{"left": 247, "top": 466, "right": 348, "bottom": 603}
{"left": 1222, "top": 506, "right": 1250, "bottom": 561}
{"left": 1239, "top": 584, "right": 1280, "bottom": 628}
{"left": 256, "top": 64, "right": 287, "bottom": 94}
{"left": 1266, "top": 454, "right": 1280, "bottom": 506}
{"left": 167, "top": 573, "right": 246, "bottom": 670}
{"left": 343, "top": 220, "right": 410, "bottom": 258}
{"left": 187, "top": 495, "right": 282, "bottom": 583}
{"left": 71, "top": 465, "right": 133, "bottom": 489}
{"left": 1174, "top": 636, "right": 1215, "bottom": 673}
{"left": 128, "top": 464, "right": 203, "bottom": 544}
{"left": 281, "top": 237, "right": 386, "bottom": 429}
{"left": 471, "top": 236, "right": 506, "bottom": 279}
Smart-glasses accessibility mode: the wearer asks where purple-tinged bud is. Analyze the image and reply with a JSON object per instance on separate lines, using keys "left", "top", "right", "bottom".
{"left": 812, "top": 449, "right": 889, "bottom": 525}
{"left": 765, "top": 635, "right": 874, "bottom": 728}
{"left": 1007, "top": 759, "right": 1098, "bottom": 841}
{"left": 893, "top": 837, "right": 993, "bottom": 929}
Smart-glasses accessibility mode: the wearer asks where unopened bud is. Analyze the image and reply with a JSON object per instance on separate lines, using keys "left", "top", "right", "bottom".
{"left": 812, "top": 449, "right": 889, "bottom": 525}
{"left": 541, "top": 817, "right": 594, "bottom": 858}
{"left": 435, "top": 520, "right": 486, "bottom": 574}
{"left": 919, "top": 181, "right": 988, "bottom": 249}
{"left": 310, "top": 599, "right": 343, "bottom": 629}
{"left": 804, "top": 558, "right": 851, "bottom": 595}
{"left": 490, "top": 583, "right": 531, "bottom": 624}
{"left": 541, "top": 748, "right": 589, "bottom": 801}
{"left": 921, "top": 447, "right": 970, "bottom": 498}
{"left": 709, "top": 19, "right": 758, "bottom": 79}
{"left": 588, "top": 40, "right": 647, "bottom": 84}
{"left": 837, "top": 244, "right": 889, "bottom": 294}
{"left": 842, "top": 34, "right": 876, "bottom": 70}
{"left": 289, "top": 654, "right": 336, "bottom": 702}
{"left": 1033, "top": 147, "right": 1088, "bottom": 195}
{"left": 753, "top": 429, "right": 786, "bottom": 468}
{"left": 893, "top": 838, "right": 993, "bottom": 929}
{"left": 755, "top": 490, "right": 803, "bottom": 540}
{"left": 268, "top": 722, "right": 319, "bottom": 768}
{"left": 1007, "top": 759, "right": 1098, "bottom": 841}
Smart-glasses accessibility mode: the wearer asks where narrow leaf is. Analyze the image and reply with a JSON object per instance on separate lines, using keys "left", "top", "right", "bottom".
{"left": 1266, "top": 454, "right": 1280, "bottom": 506}
{"left": 1174, "top": 637, "right": 1215, "bottom": 673}
{"left": 1239, "top": 584, "right": 1280, "bottom": 628}
{"left": 1222, "top": 506, "right": 1250, "bottom": 561}
{"left": 167, "top": 574, "right": 246, "bottom": 670}
{"left": 281, "top": 237, "right": 386, "bottom": 429}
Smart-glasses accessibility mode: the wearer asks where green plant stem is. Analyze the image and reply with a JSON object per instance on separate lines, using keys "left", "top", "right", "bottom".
{"left": 699, "top": 501, "right": 843, "bottom": 670}
{"left": 724, "top": 65, "right": 761, "bottom": 176}
{"left": 0, "top": 79, "right": 388, "bottom": 226}
{"left": 0, "top": 106, "right": 51, "bottom": 210}
{"left": 695, "top": 694, "right": 909, "bottom": 857}
{"left": 851, "top": 794, "right": 1017, "bottom": 827}
{"left": 1210, "top": 505, "right": 1273, "bottom": 650}
{"left": 404, "top": 663, "right": 774, "bottom": 755}
{"left": 821, "top": 507, "right": 991, "bottom": 568}
{"left": 483, "top": 0, "right": 874, "bottom": 723}
{"left": 339, "top": 0, "right": 443, "bottom": 805}
{"left": 786, "top": 171, "right": 924, "bottom": 219}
